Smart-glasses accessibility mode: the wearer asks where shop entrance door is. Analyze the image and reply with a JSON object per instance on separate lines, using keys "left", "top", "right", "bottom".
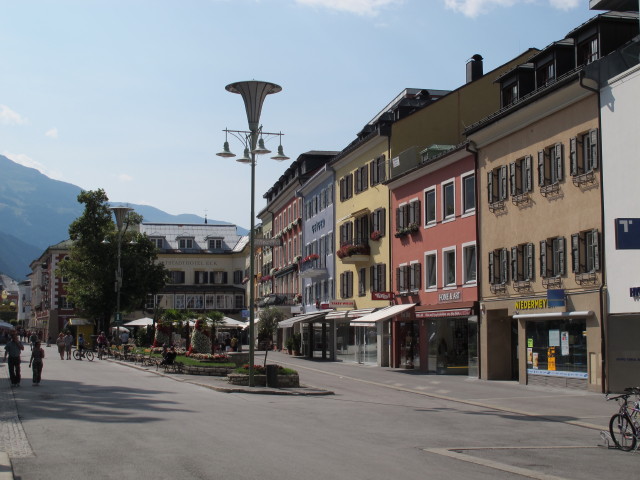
{"left": 468, "top": 316, "right": 478, "bottom": 378}
{"left": 355, "top": 325, "right": 377, "bottom": 364}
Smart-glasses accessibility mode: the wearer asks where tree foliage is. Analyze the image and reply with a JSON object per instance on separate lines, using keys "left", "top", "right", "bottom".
{"left": 58, "top": 189, "right": 167, "bottom": 331}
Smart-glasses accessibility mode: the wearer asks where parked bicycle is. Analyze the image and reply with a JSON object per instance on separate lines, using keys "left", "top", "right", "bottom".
{"left": 73, "top": 347, "right": 94, "bottom": 362}
{"left": 607, "top": 386, "right": 640, "bottom": 451}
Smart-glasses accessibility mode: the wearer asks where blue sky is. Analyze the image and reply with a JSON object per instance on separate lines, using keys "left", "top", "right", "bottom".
{"left": 1, "top": 0, "right": 597, "bottom": 228}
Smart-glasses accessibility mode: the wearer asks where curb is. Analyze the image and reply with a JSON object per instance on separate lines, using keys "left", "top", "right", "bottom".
{"left": 0, "top": 451, "right": 13, "bottom": 480}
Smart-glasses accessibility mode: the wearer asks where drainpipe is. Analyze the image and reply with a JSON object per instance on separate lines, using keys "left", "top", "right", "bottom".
{"left": 579, "top": 69, "right": 607, "bottom": 393}
{"left": 466, "top": 140, "right": 481, "bottom": 379}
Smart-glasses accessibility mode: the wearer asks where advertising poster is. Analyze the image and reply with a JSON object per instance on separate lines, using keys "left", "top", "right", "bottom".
{"left": 561, "top": 331, "right": 569, "bottom": 356}
{"left": 549, "top": 329, "right": 560, "bottom": 347}
{"left": 548, "top": 347, "right": 556, "bottom": 370}
{"left": 532, "top": 352, "right": 539, "bottom": 369}
{"left": 527, "top": 347, "right": 533, "bottom": 365}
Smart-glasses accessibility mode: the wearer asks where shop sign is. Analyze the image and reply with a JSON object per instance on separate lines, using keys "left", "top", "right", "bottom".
{"left": 615, "top": 218, "right": 640, "bottom": 249}
{"left": 329, "top": 300, "right": 355, "bottom": 308}
{"left": 515, "top": 298, "right": 548, "bottom": 310}
{"left": 438, "top": 290, "right": 461, "bottom": 303}
{"left": 547, "top": 289, "right": 565, "bottom": 307}
{"left": 372, "top": 291, "right": 394, "bottom": 301}
{"left": 630, "top": 287, "right": 640, "bottom": 298}
{"left": 311, "top": 219, "right": 326, "bottom": 233}
{"left": 416, "top": 308, "right": 471, "bottom": 318}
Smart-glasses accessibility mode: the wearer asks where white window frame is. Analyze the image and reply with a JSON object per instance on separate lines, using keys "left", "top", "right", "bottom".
{"left": 460, "top": 171, "right": 476, "bottom": 217}
{"left": 462, "top": 241, "right": 477, "bottom": 286}
{"left": 441, "top": 178, "right": 456, "bottom": 223}
{"left": 442, "top": 246, "right": 457, "bottom": 289}
{"left": 424, "top": 186, "right": 437, "bottom": 227}
{"left": 424, "top": 250, "right": 438, "bottom": 291}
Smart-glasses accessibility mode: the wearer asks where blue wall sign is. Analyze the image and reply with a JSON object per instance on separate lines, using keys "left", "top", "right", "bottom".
{"left": 547, "top": 289, "right": 566, "bottom": 307}
{"left": 615, "top": 218, "right": 640, "bottom": 249}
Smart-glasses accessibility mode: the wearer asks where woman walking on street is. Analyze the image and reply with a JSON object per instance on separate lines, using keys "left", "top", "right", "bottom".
{"left": 29, "top": 341, "right": 45, "bottom": 385}
{"left": 56, "top": 332, "right": 65, "bottom": 360}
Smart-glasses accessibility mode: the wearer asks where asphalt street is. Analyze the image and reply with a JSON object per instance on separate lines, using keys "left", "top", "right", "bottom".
{"left": 1, "top": 346, "right": 639, "bottom": 480}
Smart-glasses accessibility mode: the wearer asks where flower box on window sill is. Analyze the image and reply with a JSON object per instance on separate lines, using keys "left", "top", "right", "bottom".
{"left": 542, "top": 276, "right": 562, "bottom": 289}
{"left": 490, "top": 283, "right": 507, "bottom": 294}
{"left": 370, "top": 230, "right": 382, "bottom": 241}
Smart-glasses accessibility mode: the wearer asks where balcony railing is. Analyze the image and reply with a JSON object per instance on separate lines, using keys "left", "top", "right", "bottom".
{"left": 336, "top": 241, "right": 370, "bottom": 263}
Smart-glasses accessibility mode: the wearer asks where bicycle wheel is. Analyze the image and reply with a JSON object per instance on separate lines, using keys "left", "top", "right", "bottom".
{"left": 609, "top": 413, "right": 637, "bottom": 451}
{"left": 73, "top": 350, "right": 81, "bottom": 360}
{"left": 85, "top": 350, "right": 94, "bottom": 361}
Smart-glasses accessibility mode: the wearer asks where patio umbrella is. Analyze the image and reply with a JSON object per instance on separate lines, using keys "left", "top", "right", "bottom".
{"left": 0, "top": 320, "right": 15, "bottom": 330}
{"left": 123, "top": 317, "right": 154, "bottom": 327}
{"left": 110, "top": 326, "right": 130, "bottom": 333}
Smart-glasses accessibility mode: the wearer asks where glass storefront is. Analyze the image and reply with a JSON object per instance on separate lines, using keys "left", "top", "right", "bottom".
{"left": 525, "top": 318, "right": 587, "bottom": 379}
{"left": 397, "top": 321, "right": 420, "bottom": 369}
{"left": 336, "top": 323, "right": 378, "bottom": 364}
{"left": 426, "top": 317, "right": 469, "bottom": 375}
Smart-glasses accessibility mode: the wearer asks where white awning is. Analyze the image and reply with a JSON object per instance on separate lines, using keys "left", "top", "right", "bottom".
{"left": 350, "top": 304, "right": 416, "bottom": 325}
{"left": 124, "top": 317, "right": 154, "bottom": 327}
{"left": 279, "top": 311, "right": 328, "bottom": 328}
{"left": 512, "top": 311, "right": 594, "bottom": 320}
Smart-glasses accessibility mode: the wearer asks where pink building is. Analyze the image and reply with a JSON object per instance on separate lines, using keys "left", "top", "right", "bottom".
{"left": 388, "top": 144, "right": 479, "bottom": 375}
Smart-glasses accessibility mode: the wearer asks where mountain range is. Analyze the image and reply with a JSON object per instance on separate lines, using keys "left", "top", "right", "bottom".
{"left": 0, "top": 155, "right": 246, "bottom": 282}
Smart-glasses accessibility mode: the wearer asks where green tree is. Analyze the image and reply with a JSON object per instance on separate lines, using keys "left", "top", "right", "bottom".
{"left": 58, "top": 189, "right": 167, "bottom": 332}
{"left": 258, "top": 306, "right": 284, "bottom": 366}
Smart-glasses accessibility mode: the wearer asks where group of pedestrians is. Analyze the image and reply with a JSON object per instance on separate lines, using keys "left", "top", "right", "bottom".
{"left": 3, "top": 332, "right": 46, "bottom": 387}
{"left": 54, "top": 332, "right": 75, "bottom": 360}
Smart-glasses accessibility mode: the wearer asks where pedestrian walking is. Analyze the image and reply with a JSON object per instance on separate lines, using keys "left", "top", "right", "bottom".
{"left": 46, "top": 335, "right": 52, "bottom": 347}
{"left": 3, "top": 332, "right": 24, "bottom": 387}
{"left": 63, "top": 331, "right": 73, "bottom": 360}
{"left": 29, "top": 341, "right": 45, "bottom": 385}
{"left": 29, "top": 331, "right": 38, "bottom": 351}
{"left": 56, "top": 332, "right": 65, "bottom": 360}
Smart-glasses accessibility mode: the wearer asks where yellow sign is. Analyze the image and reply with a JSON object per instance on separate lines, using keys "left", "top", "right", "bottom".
{"left": 548, "top": 347, "right": 556, "bottom": 371}
{"left": 515, "top": 298, "right": 548, "bottom": 310}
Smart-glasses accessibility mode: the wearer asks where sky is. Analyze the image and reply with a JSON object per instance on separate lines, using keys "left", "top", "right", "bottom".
{"left": 1, "top": 0, "right": 600, "bottom": 229}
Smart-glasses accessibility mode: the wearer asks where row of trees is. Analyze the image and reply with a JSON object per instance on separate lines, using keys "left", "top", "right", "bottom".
{"left": 58, "top": 189, "right": 167, "bottom": 332}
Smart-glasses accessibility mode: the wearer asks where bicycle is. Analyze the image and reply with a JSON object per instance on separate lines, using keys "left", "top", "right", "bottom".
{"left": 73, "top": 347, "right": 94, "bottom": 362}
{"left": 97, "top": 344, "right": 109, "bottom": 360}
{"left": 607, "top": 386, "right": 640, "bottom": 451}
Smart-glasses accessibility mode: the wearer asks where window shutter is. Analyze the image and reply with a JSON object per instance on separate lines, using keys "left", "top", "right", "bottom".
{"left": 355, "top": 169, "right": 361, "bottom": 193}
{"left": 379, "top": 155, "right": 386, "bottom": 182}
{"left": 524, "top": 156, "right": 533, "bottom": 192}
{"left": 593, "top": 229, "right": 600, "bottom": 271}
{"left": 415, "top": 263, "right": 421, "bottom": 290}
{"left": 223, "top": 272, "right": 228, "bottom": 284}
{"left": 555, "top": 143, "right": 564, "bottom": 182}
{"left": 500, "top": 165, "right": 508, "bottom": 200}
{"left": 571, "top": 233, "right": 580, "bottom": 273}
{"left": 487, "top": 171, "right": 494, "bottom": 203}
{"left": 380, "top": 208, "right": 386, "bottom": 236}
{"left": 395, "top": 207, "right": 401, "bottom": 231}
{"left": 590, "top": 129, "right": 599, "bottom": 170}
{"left": 570, "top": 137, "right": 578, "bottom": 176}
{"left": 488, "top": 251, "right": 495, "bottom": 284}
{"left": 511, "top": 246, "right": 518, "bottom": 281}
{"left": 395, "top": 267, "right": 401, "bottom": 291}
{"left": 559, "top": 237, "right": 566, "bottom": 275}
{"left": 349, "top": 272, "right": 354, "bottom": 298}
{"left": 339, "top": 177, "right": 345, "bottom": 201}
{"left": 509, "top": 162, "right": 517, "bottom": 196}
{"left": 538, "top": 151, "right": 545, "bottom": 186}
{"left": 370, "top": 161, "right": 376, "bottom": 185}
{"left": 362, "top": 166, "right": 368, "bottom": 190}
{"left": 526, "top": 243, "right": 534, "bottom": 281}
{"left": 370, "top": 266, "right": 375, "bottom": 291}
{"left": 412, "top": 201, "right": 421, "bottom": 225}
{"left": 500, "top": 248, "right": 509, "bottom": 284}
{"left": 540, "top": 240, "right": 547, "bottom": 278}
{"left": 348, "top": 173, "right": 353, "bottom": 198}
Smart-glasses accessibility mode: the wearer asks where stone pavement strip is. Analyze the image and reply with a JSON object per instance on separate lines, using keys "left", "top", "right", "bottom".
{"left": 1, "top": 363, "right": 35, "bottom": 480}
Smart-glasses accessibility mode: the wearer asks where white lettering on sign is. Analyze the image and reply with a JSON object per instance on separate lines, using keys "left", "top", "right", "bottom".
{"left": 438, "top": 291, "right": 461, "bottom": 302}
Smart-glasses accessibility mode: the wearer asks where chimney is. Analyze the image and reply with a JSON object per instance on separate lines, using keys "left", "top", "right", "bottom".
{"left": 466, "top": 54, "right": 483, "bottom": 83}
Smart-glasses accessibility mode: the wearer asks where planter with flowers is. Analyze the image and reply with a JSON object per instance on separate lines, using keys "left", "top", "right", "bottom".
{"left": 370, "top": 230, "right": 382, "bottom": 241}
{"left": 395, "top": 223, "right": 420, "bottom": 238}
{"left": 336, "top": 243, "right": 370, "bottom": 263}
{"left": 302, "top": 253, "right": 320, "bottom": 264}
{"left": 227, "top": 364, "right": 300, "bottom": 387}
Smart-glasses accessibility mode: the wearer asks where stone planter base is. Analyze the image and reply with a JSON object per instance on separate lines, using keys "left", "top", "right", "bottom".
{"left": 227, "top": 373, "right": 300, "bottom": 388}
{"left": 182, "top": 365, "right": 235, "bottom": 376}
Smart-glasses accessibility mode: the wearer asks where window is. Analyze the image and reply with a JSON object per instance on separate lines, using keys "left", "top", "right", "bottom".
{"left": 570, "top": 129, "right": 599, "bottom": 176}
{"left": 210, "top": 271, "right": 227, "bottom": 284}
{"left": 175, "top": 294, "right": 185, "bottom": 309}
{"left": 397, "top": 200, "right": 421, "bottom": 231}
{"left": 370, "top": 208, "right": 386, "bottom": 238}
{"left": 235, "top": 295, "right": 244, "bottom": 309}
{"left": 59, "top": 296, "right": 73, "bottom": 309}
{"left": 409, "top": 262, "right": 421, "bottom": 291}
{"left": 339, "top": 173, "right": 353, "bottom": 201}
{"left": 487, "top": 165, "right": 508, "bottom": 203}
{"left": 168, "top": 271, "right": 185, "bottom": 284}
{"left": 178, "top": 238, "right": 193, "bottom": 249}
{"left": 340, "top": 271, "right": 353, "bottom": 298}
{"left": 462, "top": 173, "right": 476, "bottom": 214}
{"left": 355, "top": 165, "right": 369, "bottom": 194}
{"left": 370, "top": 264, "right": 386, "bottom": 292}
{"left": 462, "top": 243, "right": 477, "bottom": 284}
{"left": 397, "top": 264, "right": 408, "bottom": 292}
{"left": 150, "top": 238, "right": 163, "bottom": 249}
{"left": 579, "top": 36, "right": 599, "bottom": 65}
{"left": 370, "top": 155, "right": 386, "bottom": 186}
{"left": 358, "top": 268, "right": 366, "bottom": 296}
{"left": 208, "top": 239, "right": 222, "bottom": 249}
{"left": 339, "top": 221, "right": 353, "bottom": 246}
{"left": 233, "top": 270, "right": 243, "bottom": 284}
{"left": 510, "top": 243, "right": 535, "bottom": 282}
{"left": 540, "top": 237, "right": 566, "bottom": 278}
{"left": 488, "top": 249, "right": 509, "bottom": 285}
{"left": 442, "top": 181, "right": 455, "bottom": 220}
{"left": 536, "top": 61, "right": 555, "bottom": 87}
{"left": 443, "top": 248, "right": 456, "bottom": 287}
{"left": 425, "top": 252, "right": 437, "bottom": 290}
{"left": 509, "top": 156, "right": 533, "bottom": 196}
{"left": 538, "top": 143, "right": 564, "bottom": 187}
{"left": 424, "top": 188, "right": 436, "bottom": 225}
{"left": 502, "top": 82, "right": 518, "bottom": 106}
{"left": 354, "top": 214, "right": 369, "bottom": 245}
{"left": 571, "top": 229, "right": 600, "bottom": 274}
{"left": 194, "top": 271, "right": 209, "bottom": 284}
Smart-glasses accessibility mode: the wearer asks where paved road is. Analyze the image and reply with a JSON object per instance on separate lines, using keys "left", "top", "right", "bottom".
{"left": 2, "top": 347, "right": 639, "bottom": 479}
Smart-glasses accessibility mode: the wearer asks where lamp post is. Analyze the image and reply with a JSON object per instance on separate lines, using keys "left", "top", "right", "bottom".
{"left": 110, "top": 206, "right": 133, "bottom": 333}
{"left": 218, "top": 80, "right": 288, "bottom": 387}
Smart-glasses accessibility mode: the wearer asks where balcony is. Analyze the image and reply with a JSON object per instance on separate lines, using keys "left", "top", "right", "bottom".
{"left": 336, "top": 242, "right": 370, "bottom": 264}
{"left": 300, "top": 256, "right": 328, "bottom": 279}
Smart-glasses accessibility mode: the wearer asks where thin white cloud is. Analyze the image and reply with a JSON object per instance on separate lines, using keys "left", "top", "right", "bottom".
{"left": 118, "top": 173, "right": 133, "bottom": 182}
{"left": 444, "top": 0, "right": 579, "bottom": 18}
{"left": 2, "top": 151, "right": 64, "bottom": 180}
{"left": 295, "top": 0, "right": 404, "bottom": 16}
{"left": 45, "top": 127, "right": 59, "bottom": 139}
{"left": 0, "top": 105, "right": 28, "bottom": 125}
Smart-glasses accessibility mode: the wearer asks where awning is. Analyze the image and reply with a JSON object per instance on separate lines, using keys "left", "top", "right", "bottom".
{"left": 350, "top": 304, "right": 415, "bottom": 325}
{"left": 0, "top": 320, "right": 15, "bottom": 330}
{"left": 220, "top": 317, "right": 247, "bottom": 328}
{"left": 278, "top": 311, "right": 328, "bottom": 329}
{"left": 512, "top": 311, "right": 594, "bottom": 320}
{"left": 324, "top": 308, "right": 377, "bottom": 321}
{"left": 124, "top": 317, "right": 154, "bottom": 327}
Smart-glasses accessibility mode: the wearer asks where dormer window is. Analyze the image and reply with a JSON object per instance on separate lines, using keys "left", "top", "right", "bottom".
{"left": 502, "top": 83, "right": 518, "bottom": 106}
{"left": 178, "top": 238, "right": 193, "bottom": 249}
{"left": 536, "top": 61, "right": 555, "bottom": 88}
{"left": 579, "top": 36, "right": 599, "bottom": 65}
{"left": 150, "top": 237, "right": 164, "bottom": 249}
{"left": 208, "top": 239, "right": 222, "bottom": 249}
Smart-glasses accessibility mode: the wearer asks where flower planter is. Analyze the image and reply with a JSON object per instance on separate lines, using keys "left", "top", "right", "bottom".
{"left": 227, "top": 373, "right": 300, "bottom": 388}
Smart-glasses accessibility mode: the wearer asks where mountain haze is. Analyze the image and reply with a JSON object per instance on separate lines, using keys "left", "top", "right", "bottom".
{"left": 0, "top": 155, "right": 247, "bottom": 281}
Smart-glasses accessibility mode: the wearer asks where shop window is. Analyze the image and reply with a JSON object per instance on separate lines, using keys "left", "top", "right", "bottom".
{"left": 509, "top": 156, "right": 533, "bottom": 198}
{"left": 462, "top": 243, "right": 477, "bottom": 285}
{"left": 339, "top": 173, "right": 353, "bottom": 201}
{"left": 487, "top": 165, "right": 508, "bottom": 205}
{"left": 570, "top": 129, "right": 599, "bottom": 178}
{"left": 442, "top": 181, "right": 455, "bottom": 221}
{"left": 538, "top": 143, "right": 564, "bottom": 190}
{"left": 511, "top": 243, "right": 535, "bottom": 282}
{"left": 358, "top": 268, "right": 366, "bottom": 297}
{"left": 370, "top": 155, "right": 386, "bottom": 186}
{"left": 355, "top": 165, "right": 369, "bottom": 194}
{"left": 540, "top": 237, "right": 566, "bottom": 278}
{"left": 462, "top": 173, "right": 476, "bottom": 215}
{"left": 370, "top": 263, "right": 386, "bottom": 292}
{"left": 571, "top": 229, "right": 600, "bottom": 274}
{"left": 424, "top": 187, "right": 436, "bottom": 226}
{"left": 526, "top": 319, "right": 587, "bottom": 377}
{"left": 235, "top": 295, "right": 244, "bottom": 309}
{"left": 425, "top": 252, "right": 437, "bottom": 290}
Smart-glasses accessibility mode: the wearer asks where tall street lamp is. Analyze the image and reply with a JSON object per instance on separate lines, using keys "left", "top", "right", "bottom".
{"left": 217, "top": 80, "right": 289, "bottom": 387}
{"left": 110, "top": 206, "right": 133, "bottom": 333}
